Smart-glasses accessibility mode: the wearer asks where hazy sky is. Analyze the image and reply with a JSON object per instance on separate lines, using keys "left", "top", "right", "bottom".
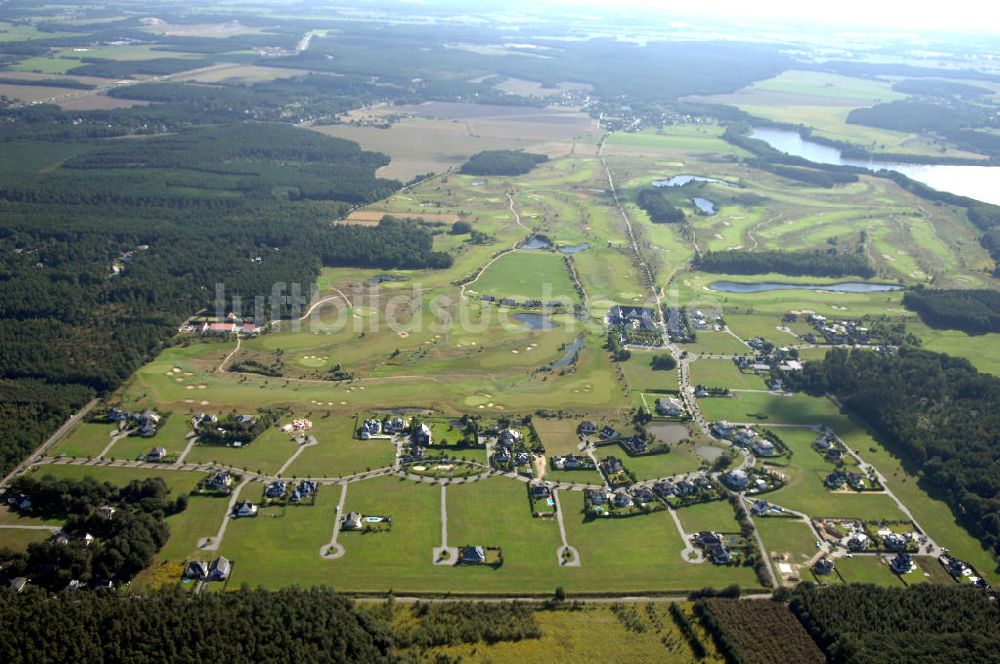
{"left": 539, "top": 0, "right": 997, "bottom": 33}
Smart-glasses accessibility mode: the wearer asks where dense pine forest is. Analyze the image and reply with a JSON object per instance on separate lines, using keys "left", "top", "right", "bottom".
{"left": 636, "top": 188, "right": 686, "bottom": 223}
{"left": 903, "top": 288, "right": 1000, "bottom": 334}
{"left": 0, "top": 115, "right": 450, "bottom": 477}
{"left": 787, "top": 348, "right": 1000, "bottom": 563}
{"left": 459, "top": 150, "right": 549, "bottom": 176}
{"left": 790, "top": 584, "right": 1000, "bottom": 664}
{"left": 694, "top": 250, "right": 876, "bottom": 278}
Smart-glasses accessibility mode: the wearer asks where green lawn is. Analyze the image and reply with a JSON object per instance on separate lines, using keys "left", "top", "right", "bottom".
{"left": 697, "top": 391, "right": 848, "bottom": 427}
{"left": 157, "top": 494, "right": 233, "bottom": 562}
{"left": 49, "top": 422, "right": 117, "bottom": 458}
{"left": 756, "top": 517, "right": 818, "bottom": 565}
{"left": 596, "top": 446, "right": 703, "bottom": 481}
{"left": 532, "top": 418, "right": 585, "bottom": 456}
{"left": 30, "top": 464, "right": 206, "bottom": 495}
{"left": 284, "top": 438, "right": 396, "bottom": 478}
{"left": 675, "top": 499, "right": 741, "bottom": 533}
{"left": 763, "top": 428, "right": 907, "bottom": 522}
{"left": 679, "top": 332, "right": 749, "bottom": 356}
{"left": 618, "top": 354, "right": 680, "bottom": 391}
{"left": 472, "top": 251, "right": 578, "bottom": 301}
{"left": 689, "top": 359, "right": 767, "bottom": 391}
{"left": 184, "top": 427, "right": 300, "bottom": 475}
{"left": 108, "top": 416, "right": 192, "bottom": 462}
{"left": 835, "top": 556, "right": 903, "bottom": 586}
{"left": 0, "top": 527, "right": 53, "bottom": 552}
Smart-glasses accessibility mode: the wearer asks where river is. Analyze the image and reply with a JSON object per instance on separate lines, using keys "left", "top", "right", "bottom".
{"left": 750, "top": 128, "right": 1000, "bottom": 206}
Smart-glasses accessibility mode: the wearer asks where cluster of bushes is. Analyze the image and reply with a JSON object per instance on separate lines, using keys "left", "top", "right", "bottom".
{"left": 636, "top": 188, "right": 685, "bottom": 223}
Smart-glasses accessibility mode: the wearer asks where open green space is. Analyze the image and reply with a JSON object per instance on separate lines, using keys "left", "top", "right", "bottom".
{"left": 0, "top": 527, "right": 54, "bottom": 552}
{"left": 675, "top": 499, "right": 741, "bottom": 533}
{"left": 689, "top": 359, "right": 767, "bottom": 390}
{"left": 30, "top": 463, "right": 205, "bottom": 495}
{"left": 184, "top": 427, "right": 300, "bottom": 475}
{"left": 49, "top": 422, "right": 117, "bottom": 458}
{"left": 597, "top": 445, "right": 704, "bottom": 481}
{"left": 618, "top": 354, "right": 681, "bottom": 391}
{"left": 834, "top": 556, "right": 903, "bottom": 586}
{"left": 472, "top": 251, "right": 578, "bottom": 302}
{"left": 756, "top": 516, "right": 819, "bottom": 565}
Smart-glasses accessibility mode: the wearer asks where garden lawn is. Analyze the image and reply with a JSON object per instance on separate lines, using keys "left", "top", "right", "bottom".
{"left": 532, "top": 418, "right": 584, "bottom": 456}
{"left": 49, "top": 422, "right": 117, "bottom": 458}
{"left": 31, "top": 464, "right": 205, "bottom": 495}
{"left": 184, "top": 427, "right": 300, "bottom": 475}
{"left": 678, "top": 332, "right": 749, "bottom": 355}
{"left": 675, "top": 499, "right": 741, "bottom": 533}
{"left": 618, "top": 354, "right": 680, "bottom": 391}
{"left": 284, "top": 438, "right": 396, "bottom": 478}
{"left": 0, "top": 527, "right": 54, "bottom": 552}
{"left": 834, "top": 555, "right": 903, "bottom": 586}
{"left": 689, "top": 359, "right": 767, "bottom": 391}
{"left": 756, "top": 516, "right": 818, "bottom": 565}
{"left": 597, "top": 447, "right": 703, "bottom": 481}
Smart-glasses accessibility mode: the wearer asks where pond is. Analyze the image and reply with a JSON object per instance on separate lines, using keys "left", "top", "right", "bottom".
{"left": 710, "top": 281, "right": 903, "bottom": 293}
{"left": 368, "top": 274, "right": 408, "bottom": 285}
{"left": 749, "top": 127, "right": 1000, "bottom": 206}
{"left": 546, "top": 336, "right": 584, "bottom": 370}
{"left": 520, "top": 235, "right": 552, "bottom": 250}
{"left": 648, "top": 422, "right": 689, "bottom": 445}
{"left": 558, "top": 243, "right": 590, "bottom": 254}
{"left": 691, "top": 197, "right": 717, "bottom": 215}
{"left": 652, "top": 174, "right": 739, "bottom": 188}
{"left": 513, "top": 313, "right": 557, "bottom": 330}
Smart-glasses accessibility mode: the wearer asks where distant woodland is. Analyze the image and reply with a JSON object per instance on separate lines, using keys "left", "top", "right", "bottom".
{"left": 903, "top": 289, "right": 1000, "bottom": 334}
{"left": 694, "top": 250, "right": 876, "bottom": 278}
{"left": 459, "top": 150, "right": 548, "bottom": 176}
{"left": 636, "top": 188, "right": 686, "bottom": 223}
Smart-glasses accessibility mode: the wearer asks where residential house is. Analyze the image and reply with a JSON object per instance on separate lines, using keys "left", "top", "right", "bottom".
{"left": 233, "top": 500, "right": 258, "bottom": 518}
{"left": 497, "top": 428, "right": 522, "bottom": 448}
{"left": 191, "top": 413, "right": 217, "bottom": 427}
{"left": 185, "top": 560, "right": 209, "bottom": 580}
{"left": 612, "top": 490, "right": 633, "bottom": 508}
{"left": 825, "top": 448, "right": 844, "bottom": 463}
{"left": 751, "top": 500, "right": 770, "bottom": 516}
{"left": 384, "top": 417, "right": 407, "bottom": 434}
{"left": 824, "top": 472, "right": 847, "bottom": 490}
{"left": 847, "top": 472, "right": 867, "bottom": 490}
{"left": 412, "top": 423, "right": 433, "bottom": 446}
{"left": 710, "top": 545, "right": 732, "bottom": 565}
{"left": 236, "top": 414, "right": 254, "bottom": 426}
{"left": 265, "top": 481, "right": 287, "bottom": 498}
{"left": 751, "top": 438, "right": 777, "bottom": 457}
{"left": 697, "top": 531, "right": 722, "bottom": 547}
{"left": 601, "top": 456, "right": 624, "bottom": 475}
{"left": 342, "top": 512, "right": 363, "bottom": 531}
{"left": 814, "top": 558, "right": 835, "bottom": 575}
{"left": 137, "top": 411, "right": 161, "bottom": 438}
{"left": 724, "top": 469, "right": 749, "bottom": 490}
{"left": 586, "top": 489, "right": 609, "bottom": 506}
{"left": 146, "top": 447, "right": 167, "bottom": 463}
{"left": 552, "top": 455, "right": 582, "bottom": 470}
{"left": 206, "top": 471, "right": 233, "bottom": 491}
{"left": 656, "top": 397, "right": 685, "bottom": 417}
{"left": 493, "top": 447, "right": 511, "bottom": 464}
{"left": 675, "top": 479, "right": 696, "bottom": 496}
{"left": 530, "top": 484, "right": 551, "bottom": 500}
{"left": 514, "top": 452, "right": 531, "bottom": 466}
{"left": 209, "top": 556, "right": 231, "bottom": 581}
{"left": 814, "top": 435, "right": 833, "bottom": 451}
{"left": 735, "top": 428, "right": 758, "bottom": 446}
{"left": 890, "top": 552, "right": 914, "bottom": 574}
{"left": 882, "top": 533, "right": 908, "bottom": 550}
{"left": 108, "top": 408, "right": 129, "bottom": 423}
{"left": 694, "top": 476, "right": 713, "bottom": 490}
{"left": 847, "top": 532, "right": 869, "bottom": 551}
{"left": 620, "top": 437, "right": 647, "bottom": 455}
{"left": 8, "top": 577, "right": 28, "bottom": 593}
{"left": 462, "top": 546, "right": 486, "bottom": 564}
{"left": 360, "top": 418, "right": 382, "bottom": 440}
{"left": 694, "top": 385, "right": 709, "bottom": 398}
{"left": 654, "top": 480, "right": 676, "bottom": 497}
{"left": 599, "top": 425, "right": 618, "bottom": 440}
{"left": 298, "top": 480, "right": 317, "bottom": 498}
{"left": 97, "top": 505, "right": 116, "bottom": 520}
{"left": 8, "top": 494, "right": 31, "bottom": 511}
{"left": 633, "top": 486, "right": 656, "bottom": 504}
{"left": 711, "top": 421, "right": 735, "bottom": 439}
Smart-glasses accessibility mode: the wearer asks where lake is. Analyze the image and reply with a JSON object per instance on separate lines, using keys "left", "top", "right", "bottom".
{"left": 692, "top": 197, "right": 717, "bottom": 215}
{"left": 559, "top": 243, "right": 589, "bottom": 254}
{"left": 513, "top": 313, "right": 557, "bottom": 330}
{"left": 546, "top": 336, "right": 584, "bottom": 369}
{"left": 710, "top": 280, "right": 903, "bottom": 293}
{"left": 520, "top": 235, "right": 552, "bottom": 250}
{"left": 750, "top": 127, "right": 1000, "bottom": 206}
{"left": 652, "top": 174, "right": 738, "bottom": 188}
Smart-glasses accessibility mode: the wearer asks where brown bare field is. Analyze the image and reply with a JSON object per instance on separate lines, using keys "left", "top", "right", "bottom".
{"left": 493, "top": 77, "right": 592, "bottom": 97}
{"left": 316, "top": 103, "right": 598, "bottom": 180}
{"left": 178, "top": 65, "right": 314, "bottom": 84}
{"left": 138, "top": 20, "right": 266, "bottom": 38}
{"left": 343, "top": 210, "right": 460, "bottom": 225}
{"left": 0, "top": 71, "right": 107, "bottom": 86}
{"left": 0, "top": 83, "right": 86, "bottom": 102}
{"left": 58, "top": 95, "right": 153, "bottom": 111}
